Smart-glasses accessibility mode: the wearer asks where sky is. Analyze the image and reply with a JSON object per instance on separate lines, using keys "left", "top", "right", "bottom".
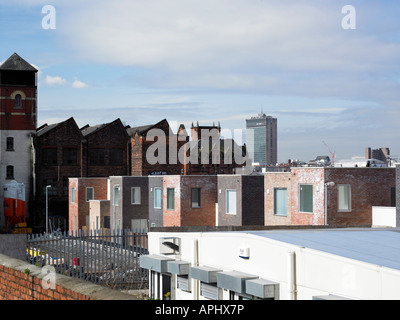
{"left": 1, "top": 0, "right": 399, "bottom": 163}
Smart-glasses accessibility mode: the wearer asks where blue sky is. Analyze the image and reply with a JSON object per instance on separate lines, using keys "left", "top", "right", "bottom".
{"left": 1, "top": 0, "right": 400, "bottom": 163}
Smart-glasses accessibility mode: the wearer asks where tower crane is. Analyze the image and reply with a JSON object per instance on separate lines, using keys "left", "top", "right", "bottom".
{"left": 322, "top": 141, "right": 336, "bottom": 166}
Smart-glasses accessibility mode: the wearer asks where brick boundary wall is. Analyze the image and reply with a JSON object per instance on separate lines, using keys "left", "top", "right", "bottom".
{"left": 0, "top": 254, "right": 138, "bottom": 300}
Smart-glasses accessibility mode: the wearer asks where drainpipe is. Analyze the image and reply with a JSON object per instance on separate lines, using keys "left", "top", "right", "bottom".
{"left": 192, "top": 239, "right": 199, "bottom": 300}
{"left": 31, "top": 136, "right": 36, "bottom": 198}
{"left": 325, "top": 182, "right": 335, "bottom": 226}
{"left": 288, "top": 251, "right": 297, "bottom": 300}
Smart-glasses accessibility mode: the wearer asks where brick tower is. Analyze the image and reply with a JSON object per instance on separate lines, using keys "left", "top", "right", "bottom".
{"left": 0, "top": 53, "right": 38, "bottom": 231}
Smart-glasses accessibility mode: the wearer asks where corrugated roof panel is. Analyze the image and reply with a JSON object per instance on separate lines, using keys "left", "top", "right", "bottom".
{"left": 247, "top": 229, "right": 400, "bottom": 271}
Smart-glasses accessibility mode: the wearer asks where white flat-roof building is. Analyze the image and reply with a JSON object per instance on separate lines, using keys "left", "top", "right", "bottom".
{"left": 334, "top": 157, "right": 387, "bottom": 168}
{"left": 141, "top": 227, "right": 400, "bottom": 300}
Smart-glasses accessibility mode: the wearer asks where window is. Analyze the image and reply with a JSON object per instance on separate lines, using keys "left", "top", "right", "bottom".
{"left": 274, "top": 188, "right": 287, "bottom": 216}
{"left": 89, "top": 149, "right": 105, "bottom": 165}
{"left": 14, "top": 94, "right": 22, "bottom": 109}
{"left": 167, "top": 188, "right": 175, "bottom": 210}
{"left": 177, "top": 275, "right": 190, "bottom": 292}
{"left": 191, "top": 188, "right": 201, "bottom": 208}
{"left": 131, "top": 187, "right": 141, "bottom": 205}
{"left": 154, "top": 188, "right": 162, "bottom": 209}
{"left": 63, "top": 148, "right": 78, "bottom": 165}
{"left": 104, "top": 216, "right": 110, "bottom": 229}
{"left": 42, "top": 148, "right": 57, "bottom": 165}
{"left": 86, "top": 187, "right": 94, "bottom": 202}
{"left": 71, "top": 187, "right": 76, "bottom": 203}
{"left": 299, "top": 185, "right": 313, "bottom": 213}
{"left": 338, "top": 184, "right": 351, "bottom": 212}
{"left": 6, "top": 166, "right": 14, "bottom": 179}
{"left": 6, "top": 137, "right": 14, "bottom": 151}
{"left": 226, "top": 190, "right": 237, "bottom": 214}
{"left": 200, "top": 283, "right": 219, "bottom": 300}
{"left": 113, "top": 186, "right": 119, "bottom": 206}
{"left": 110, "top": 149, "right": 124, "bottom": 165}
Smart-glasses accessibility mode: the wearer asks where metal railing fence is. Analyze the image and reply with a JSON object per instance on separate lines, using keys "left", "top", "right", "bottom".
{"left": 27, "top": 228, "right": 148, "bottom": 290}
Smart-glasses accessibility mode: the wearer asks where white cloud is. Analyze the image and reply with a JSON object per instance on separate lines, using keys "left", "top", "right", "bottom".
{"left": 57, "top": 0, "right": 400, "bottom": 100}
{"left": 43, "top": 75, "right": 88, "bottom": 88}
{"left": 71, "top": 79, "right": 88, "bottom": 89}
{"left": 35, "top": 1, "right": 400, "bottom": 161}
{"left": 45, "top": 75, "right": 67, "bottom": 86}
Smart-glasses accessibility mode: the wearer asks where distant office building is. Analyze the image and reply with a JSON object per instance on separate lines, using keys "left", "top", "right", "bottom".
{"left": 246, "top": 113, "right": 277, "bottom": 165}
{"left": 365, "top": 147, "right": 390, "bottom": 163}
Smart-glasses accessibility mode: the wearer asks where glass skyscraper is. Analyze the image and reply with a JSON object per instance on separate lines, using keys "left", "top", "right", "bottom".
{"left": 246, "top": 113, "right": 277, "bottom": 165}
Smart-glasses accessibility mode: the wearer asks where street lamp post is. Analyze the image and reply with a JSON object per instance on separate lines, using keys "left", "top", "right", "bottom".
{"left": 46, "top": 185, "right": 51, "bottom": 234}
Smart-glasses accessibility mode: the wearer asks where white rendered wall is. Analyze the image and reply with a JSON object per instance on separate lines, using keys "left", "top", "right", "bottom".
{"left": 148, "top": 231, "right": 400, "bottom": 300}
{"left": 372, "top": 206, "right": 396, "bottom": 228}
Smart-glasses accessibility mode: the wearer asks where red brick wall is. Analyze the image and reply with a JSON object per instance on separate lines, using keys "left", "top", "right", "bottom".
{"left": 290, "top": 167, "right": 396, "bottom": 227}
{"left": 0, "top": 254, "right": 135, "bottom": 300}
{"left": 161, "top": 176, "right": 217, "bottom": 227}
{"left": 0, "top": 263, "right": 88, "bottom": 300}
{"left": 68, "top": 178, "right": 109, "bottom": 231}
{"left": 34, "top": 118, "right": 83, "bottom": 226}
{"left": 162, "top": 176, "right": 182, "bottom": 227}
{"left": 264, "top": 172, "right": 292, "bottom": 226}
{"left": 130, "top": 134, "right": 143, "bottom": 176}
{"left": 85, "top": 119, "right": 129, "bottom": 177}
{"left": 291, "top": 168, "right": 325, "bottom": 225}
{"left": 0, "top": 86, "right": 37, "bottom": 130}
{"left": 68, "top": 178, "right": 79, "bottom": 232}
{"left": 130, "top": 120, "right": 189, "bottom": 176}
{"left": 180, "top": 176, "right": 217, "bottom": 226}
{"left": 34, "top": 118, "right": 129, "bottom": 229}
{"left": 325, "top": 168, "right": 395, "bottom": 227}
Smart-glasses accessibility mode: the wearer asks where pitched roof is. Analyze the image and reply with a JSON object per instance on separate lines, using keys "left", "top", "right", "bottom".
{"left": 36, "top": 123, "right": 60, "bottom": 137}
{"left": 81, "top": 123, "right": 108, "bottom": 137}
{"left": 126, "top": 119, "right": 165, "bottom": 137}
{"left": 126, "top": 124, "right": 154, "bottom": 137}
{"left": 81, "top": 118, "right": 128, "bottom": 138}
{"left": 36, "top": 117, "right": 79, "bottom": 137}
{"left": 0, "top": 53, "right": 38, "bottom": 72}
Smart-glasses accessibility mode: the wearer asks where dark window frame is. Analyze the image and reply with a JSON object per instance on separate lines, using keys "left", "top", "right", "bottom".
{"left": 167, "top": 188, "right": 175, "bottom": 210}
{"left": 191, "top": 188, "right": 201, "bottom": 208}
{"left": 14, "top": 94, "right": 22, "bottom": 109}
{"left": 88, "top": 148, "right": 105, "bottom": 165}
{"left": 42, "top": 147, "right": 57, "bottom": 165}
{"left": 62, "top": 148, "right": 78, "bottom": 165}
{"left": 6, "top": 165, "right": 14, "bottom": 179}
{"left": 6, "top": 137, "right": 14, "bottom": 151}
{"left": 109, "top": 148, "right": 124, "bottom": 165}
